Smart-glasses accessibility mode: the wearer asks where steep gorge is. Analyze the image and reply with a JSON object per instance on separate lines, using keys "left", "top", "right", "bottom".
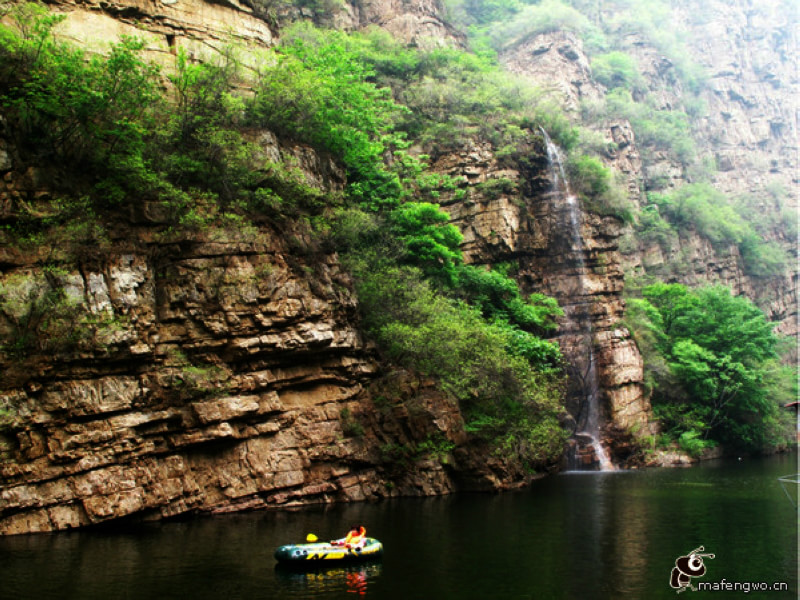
{"left": 493, "top": 2, "right": 796, "bottom": 456}
{"left": 0, "top": 0, "right": 795, "bottom": 534}
{"left": 0, "top": 129, "right": 519, "bottom": 535}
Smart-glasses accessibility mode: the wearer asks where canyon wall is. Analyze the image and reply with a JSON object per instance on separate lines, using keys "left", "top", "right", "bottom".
{"left": 0, "top": 129, "right": 520, "bottom": 535}
{"left": 662, "top": 0, "right": 797, "bottom": 338}
{"left": 493, "top": 2, "right": 797, "bottom": 450}
{"left": 430, "top": 128, "right": 651, "bottom": 466}
{"left": 498, "top": 32, "right": 653, "bottom": 454}
{"left": 0, "top": 0, "right": 795, "bottom": 533}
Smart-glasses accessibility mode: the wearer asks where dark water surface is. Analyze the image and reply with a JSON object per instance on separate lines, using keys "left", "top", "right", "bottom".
{"left": 1, "top": 452, "right": 797, "bottom": 600}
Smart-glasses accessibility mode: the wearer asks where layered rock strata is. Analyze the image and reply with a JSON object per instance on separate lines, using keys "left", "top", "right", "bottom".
{"left": 493, "top": 6, "right": 797, "bottom": 446}
{"left": 0, "top": 132, "right": 517, "bottom": 535}
{"left": 433, "top": 132, "right": 652, "bottom": 467}
{"left": 1, "top": 0, "right": 794, "bottom": 533}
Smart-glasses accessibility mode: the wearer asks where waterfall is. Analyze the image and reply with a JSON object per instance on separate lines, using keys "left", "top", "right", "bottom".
{"left": 541, "top": 130, "right": 614, "bottom": 472}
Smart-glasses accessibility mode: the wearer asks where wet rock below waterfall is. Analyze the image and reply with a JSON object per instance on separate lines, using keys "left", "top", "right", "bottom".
{"left": 564, "top": 434, "right": 603, "bottom": 470}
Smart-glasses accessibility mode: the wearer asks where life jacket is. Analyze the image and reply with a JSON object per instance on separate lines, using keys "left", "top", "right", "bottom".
{"left": 344, "top": 526, "right": 366, "bottom": 548}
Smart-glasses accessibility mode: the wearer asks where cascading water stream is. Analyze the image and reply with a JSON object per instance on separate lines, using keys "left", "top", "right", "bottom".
{"left": 541, "top": 130, "right": 614, "bottom": 471}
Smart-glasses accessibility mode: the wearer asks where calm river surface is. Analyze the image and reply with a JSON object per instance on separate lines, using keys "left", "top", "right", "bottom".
{"left": 1, "top": 452, "right": 797, "bottom": 600}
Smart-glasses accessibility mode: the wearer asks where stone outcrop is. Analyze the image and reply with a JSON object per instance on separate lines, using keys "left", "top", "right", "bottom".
{"left": 502, "top": 31, "right": 604, "bottom": 115}
{"left": 0, "top": 129, "right": 524, "bottom": 535}
{"left": 486, "top": 4, "right": 797, "bottom": 448}
{"left": 48, "top": 0, "right": 275, "bottom": 67}
{"left": 464, "top": 32, "right": 654, "bottom": 448}
{"left": 0, "top": 0, "right": 517, "bottom": 538}
{"left": 430, "top": 129, "right": 653, "bottom": 458}
{"left": 0, "top": 0, "right": 794, "bottom": 533}
{"left": 344, "top": 0, "right": 463, "bottom": 48}
{"left": 39, "top": 0, "right": 461, "bottom": 68}
{"left": 608, "top": 0, "right": 798, "bottom": 337}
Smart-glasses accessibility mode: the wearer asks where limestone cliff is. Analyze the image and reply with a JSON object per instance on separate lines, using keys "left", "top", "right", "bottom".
{"left": 605, "top": 1, "right": 797, "bottom": 340}
{"left": 495, "top": 32, "right": 653, "bottom": 456}
{"left": 0, "top": 128, "right": 525, "bottom": 535}
{"left": 488, "top": 4, "right": 797, "bottom": 455}
{"left": 428, "top": 129, "right": 651, "bottom": 468}
{"left": 0, "top": 0, "right": 537, "bottom": 536}
{"left": 0, "top": 0, "right": 795, "bottom": 534}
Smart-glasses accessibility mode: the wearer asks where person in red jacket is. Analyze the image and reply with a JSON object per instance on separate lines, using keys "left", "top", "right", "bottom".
{"left": 332, "top": 525, "right": 366, "bottom": 549}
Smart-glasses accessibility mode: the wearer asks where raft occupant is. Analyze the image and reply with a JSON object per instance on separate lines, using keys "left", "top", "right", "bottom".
{"left": 332, "top": 525, "right": 367, "bottom": 549}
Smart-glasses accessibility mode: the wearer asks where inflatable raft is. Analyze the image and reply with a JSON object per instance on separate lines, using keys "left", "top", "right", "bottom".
{"left": 274, "top": 538, "right": 383, "bottom": 564}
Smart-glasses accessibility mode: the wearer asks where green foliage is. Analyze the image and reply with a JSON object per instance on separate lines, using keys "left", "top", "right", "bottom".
{"left": 593, "top": 0, "right": 706, "bottom": 93}
{"left": 179, "top": 364, "right": 230, "bottom": 399}
{"left": 157, "top": 48, "right": 257, "bottom": 208}
{"left": 0, "top": 6, "right": 160, "bottom": 186}
{"left": 444, "top": 0, "right": 525, "bottom": 26}
{"left": 248, "top": 23, "right": 410, "bottom": 209}
{"left": 566, "top": 154, "right": 634, "bottom": 222}
{"left": 0, "top": 269, "right": 92, "bottom": 359}
{"left": 626, "top": 283, "right": 790, "bottom": 452}
{"left": 635, "top": 205, "right": 677, "bottom": 251}
{"left": 414, "top": 433, "right": 457, "bottom": 461}
{"left": 590, "top": 51, "right": 646, "bottom": 92}
{"left": 738, "top": 235, "right": 788, "bottom": 279}
{"left": 677, "top": 429, "right": 716, "bottom": 458}
{"left": 624, "top": 297, "right": 671, "bottom": 396}
{"left": 488, "top": 0, "right": 593, "bottom": 49}
{"left": 0, "top": 10, "right": 577, "bottom": 471}
{"left": 357, "top": 265, "right": 512, "bottom": 399}
{"left": 647, "top": 184, "right": 790, "bottom": 277}
{"left": 566, "top": 153, "right": 612, "bottom": 197}
{"left": 369, "top": 201, "right": 563, "bottom": 367}
{"left": 379, "top": 433, "right": 456, "bottom": 467}
{"left": 339, "top": 408, "right": 365, "bottom": 438}
{"left": 649, "top": 183, "right": 746, "bottom": 245}
{"left": 496, "top": 319, "right": 562, "bottom": 368}
{"left": 388, "top": 202, "right": 464, "bottom": 284}
{"left": 454, "top": 264, "right": 563, "bottom": 337}
{"left": 353, "top": 27, "right": 422, "bottom": 81}
{"left": 334, "top": 199, "right": 564, "bottom": 383}
{"left": 733, "top": 189, "right": 794, "bottom": 277}
{"left": 0, "top": 193, "right": 109, "bottom": 261}
{"left": 371, "top": 37, "right": 579, "bottom": 153}
{"left": 328, "top": 207, "right": 385, "bottom": 253}
{"left": 350, "top": 260, "right": 566, "bottom": 469}
{"left": 475, "top": 177, "right": 519, "bottom": 200}
{"left": 601, "top": 89, "right": 696, "bottom": 166}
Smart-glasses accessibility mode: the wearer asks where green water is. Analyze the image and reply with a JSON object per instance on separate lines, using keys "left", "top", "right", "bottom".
{"left": 1, "top": 452, "right": 797, "bottom": 599}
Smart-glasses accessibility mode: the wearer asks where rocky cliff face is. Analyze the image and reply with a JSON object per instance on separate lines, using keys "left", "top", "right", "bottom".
{"left": 0, "top": 129, "right": 522, "bottom": 535}
{"left": 489, "top": 4, "right": 797, "bottom": 447}
{"left": 496, "top": 33, "right": 653, "bottom": 457}
{"left": 341, "top": 0, "right": 463, "bottom": 46}
{"left": 46, "top": 0, "right": 274, "bottom": 65}
{"left": 0, "top": 0, "right": 794, "bottom": 534}
{"left": 0, "top": 0, "right": 510, "bottom": 537}
{"left": 429, "top": 129, "right": 652, "bottom": 467}
{"left": 610, "top": 0, "right": 797, "bottom": 337}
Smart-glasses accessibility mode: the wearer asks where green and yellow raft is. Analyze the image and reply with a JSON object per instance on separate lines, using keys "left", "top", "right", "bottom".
{"left": 274, "top": 538, "right": 383, "bottom": 564}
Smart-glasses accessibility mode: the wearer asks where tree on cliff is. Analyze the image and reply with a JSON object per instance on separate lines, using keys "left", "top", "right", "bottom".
{"left": 627, "top": 283, "right": 791, "bottom": 452}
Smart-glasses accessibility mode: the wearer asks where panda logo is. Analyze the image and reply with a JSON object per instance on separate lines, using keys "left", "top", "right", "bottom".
{"left": 670, "top": 546, "right": 715, "bottom": 593}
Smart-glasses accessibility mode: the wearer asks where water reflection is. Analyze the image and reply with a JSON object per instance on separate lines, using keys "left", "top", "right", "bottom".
{"left": 0, "top": 453, "right": 795, "bottom": 600}
{"left": 275, "top": 563, "right": 381, "bottom": 597}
